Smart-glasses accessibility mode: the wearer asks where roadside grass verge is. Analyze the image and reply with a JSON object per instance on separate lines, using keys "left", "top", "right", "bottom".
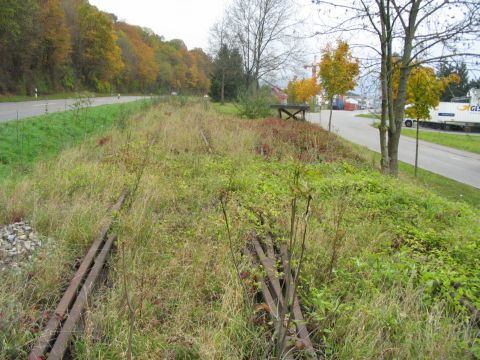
{"left": 401, "top": 128, "right": 480, "bottom": 154}
{"left": 398, "top": 161, "right": 480, "bottom": 206}
{"left": 356, "top": 113, "right": 380, "bottom": 119}
{"left": 0, "top": 92, "right": 147, "bottom": 103}
{"left": 0, "top": 103, "right": 478, "bottom": 358}
{"left": 355, "top": 113, "right": 480, "bottom": 154}
{"left": 347, "top": 142, "right": 480, "bottom": 208}
{"left": 0, "top": 98, "right": 159, "bottom": 179}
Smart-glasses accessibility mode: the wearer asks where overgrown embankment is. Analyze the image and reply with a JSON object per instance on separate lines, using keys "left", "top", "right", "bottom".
{"left": 0, "top": 102, "right": 478, "bottom": 359}
{"left": 0, "top": 98, "right": 159, "bottom": 178}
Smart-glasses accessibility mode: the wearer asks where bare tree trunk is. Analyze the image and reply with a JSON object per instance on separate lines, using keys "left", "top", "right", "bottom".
{"left": 415, "top": 118, "right": 419, "bottom": 177}
{"left": 221, "top": 69, "right": 225, "bottom": 105}
{"left": 377, "top": 0, "right": 391, "bottom": 173}
{"left": 379, "top": 42, "right": 389, "bottom": 172}
{"left": 388, "top": 0, "right": 419, "bottom": 176}
{"left": 328, "top": 97, "right": 333, "bottom": 132}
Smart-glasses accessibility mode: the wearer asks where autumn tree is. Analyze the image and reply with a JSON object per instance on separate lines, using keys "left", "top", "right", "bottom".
{"left": 313, "top": 0, "right": 480, "bottom": 175}
{"left": 115, "top": 22, "right": 158, "bottom": 92}
{"left": 0, "top": 0, "right": 211, "bottom": 95}
{"left": 0, "top": 0, "right": 41, "bottom": 94}
{"left": 318, "top": 40, "right": 360, "bottom": 132}
{"left": 405, "top": 67, "right": 459, "bottom": 176}
{"left": 38, "top": 0, "right": 72, "bottom": 89}
{"left": 75, "top": 2, "right": 124, "bottom": 92}
{"left": 187, "top": 48, "right": 211, "bottom": 93}
{"left": 287, "top": 76, "right": 321, "bottom": 104}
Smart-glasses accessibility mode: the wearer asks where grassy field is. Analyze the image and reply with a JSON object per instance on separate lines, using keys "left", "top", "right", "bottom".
{"left": 210, "top": 102, "right": 240, "bottom": 116}
{"left": 0, "top": 98, "right": 159, "bottom": 178}
{"left": 0, "top": 103, "right": 479, "bottom": 359}
{"left": 355, "top": 113, "right": 480, "bottom": 153}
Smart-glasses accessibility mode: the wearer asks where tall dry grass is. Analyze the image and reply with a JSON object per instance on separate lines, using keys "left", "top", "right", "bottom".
{"left": 0, "top": 102, "right": 476, "bottom": 359}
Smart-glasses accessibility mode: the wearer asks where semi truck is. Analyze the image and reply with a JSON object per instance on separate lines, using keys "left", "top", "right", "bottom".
{"left": 404, "top": 88, "right": 480, "bottom": 130}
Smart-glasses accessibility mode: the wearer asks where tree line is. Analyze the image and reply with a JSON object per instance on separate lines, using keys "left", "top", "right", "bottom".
{"left": 0, "top": 0, "right": 211, "bottom": 95}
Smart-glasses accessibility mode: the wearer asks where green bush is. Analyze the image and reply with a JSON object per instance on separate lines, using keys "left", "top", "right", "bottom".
{"left": 237, "top": 86, "right": 274, "bottom": 119}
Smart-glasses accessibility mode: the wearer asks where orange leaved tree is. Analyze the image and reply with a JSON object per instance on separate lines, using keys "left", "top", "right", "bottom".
{"left": 318, "top": 40, "right": 359, "bottom": 132}
{"left": 287, "top": 76, "right": 321, "bottom": 104}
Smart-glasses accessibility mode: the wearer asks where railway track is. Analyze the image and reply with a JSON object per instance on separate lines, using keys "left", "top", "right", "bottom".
{"left": 29, "top": 190, "right": 128, "bottom": 360}
{"left": 247, "top": 233, "right": 318, "bottom": 359}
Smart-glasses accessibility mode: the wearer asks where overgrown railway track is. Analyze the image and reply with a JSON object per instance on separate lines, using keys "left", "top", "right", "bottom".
{"left": 29, "top": 190, "right": 128, "bottom": 360}
{"left": 247, "top": 233, "right": 318, "bottom": 359}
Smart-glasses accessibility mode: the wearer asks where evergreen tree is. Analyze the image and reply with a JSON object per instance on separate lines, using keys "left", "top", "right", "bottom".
{"left": 469, "top": 78, "right": 480, "bottom": 91}
{"left": 209, "top": 45, "right": 244, "bottom": 103}
{"left": 437, "top": 61, "right": 469, "bottom": 101}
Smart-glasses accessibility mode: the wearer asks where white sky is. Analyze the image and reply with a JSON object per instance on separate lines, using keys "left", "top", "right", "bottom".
{"left": 89, "top": 0, "right": 232, "bottom": 49}
{"left": 87, "top": 0, "right": 478, "bottom": 87}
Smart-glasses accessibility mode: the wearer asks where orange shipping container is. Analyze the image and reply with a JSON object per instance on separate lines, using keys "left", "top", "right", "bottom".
{"left": 344, "top": 102, "right": 357, "bottom": 111}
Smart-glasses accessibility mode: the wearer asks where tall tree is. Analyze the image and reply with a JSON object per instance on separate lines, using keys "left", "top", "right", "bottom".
{"left": 469, "top": 78, "right": 480, "bottom": 90}
{"left": 0, "top": 0, "right": 212, "bottom": 95}
{"left": 319, "top": 40, "right": 360, "bottom": 132}
{"left": 210, "top": 44, "right": 244, "bottom": 103}
{"left": 0, "top": 0, "right": 41, "bottom": 94}
{"left": 76, "top": 2, "right": 124, "bottom": 92}
{"left": 437, "top": 61, "right": 470, "bottom": 101}
{"left": 38, "top": 0, "right": 72, "bottom": 89}
{"left": 313, "top": 0, "right": 480, "bottom": 175}
{"left": 115, "top": 22, "right": 158, "bottom": 92}
{"left": 222, "top": 0, "right": 301, "bottom": 89}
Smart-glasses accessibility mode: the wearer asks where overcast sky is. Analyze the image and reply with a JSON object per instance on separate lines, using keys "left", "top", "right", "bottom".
{"left": 88, "top": 0, "right": 478, "bottom": 86}
{"left": 89, "top": 0, "right": 231, "bottom": 50}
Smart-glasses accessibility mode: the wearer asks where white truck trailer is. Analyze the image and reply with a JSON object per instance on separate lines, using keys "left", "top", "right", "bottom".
{"left": 404, "top": 88, "right": 480, "bottom": 130}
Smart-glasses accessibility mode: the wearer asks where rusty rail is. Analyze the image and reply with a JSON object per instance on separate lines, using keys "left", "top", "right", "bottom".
{"left": 29, "top": 190, "right": 127, "bottom": 360}
{"left": 48, "top": 234, "right": 117, "bottom": 359}
{"left": 200, "top": 128, "right": 213, "bottom": 154}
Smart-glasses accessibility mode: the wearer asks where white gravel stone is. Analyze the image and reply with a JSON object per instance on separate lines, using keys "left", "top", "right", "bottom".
{"left": 0, "top": 221, "right": 43, "bottom": 272}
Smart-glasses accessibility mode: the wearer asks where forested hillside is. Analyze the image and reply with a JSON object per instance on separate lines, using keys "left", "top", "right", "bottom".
{"left": 0, "top": 0, "right": 211, "bottom": 95}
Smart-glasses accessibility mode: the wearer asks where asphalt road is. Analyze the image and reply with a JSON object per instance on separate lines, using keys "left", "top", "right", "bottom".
{"left": 0, "top": 96, "right": 147, "bottom": 123}
{"left": 308, "top": 110, "right": 480, "bottom": 189}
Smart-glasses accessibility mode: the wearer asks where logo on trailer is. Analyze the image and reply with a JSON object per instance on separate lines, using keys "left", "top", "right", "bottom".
{"left": 458, "top": 105, "right": 480, "bottom": 112}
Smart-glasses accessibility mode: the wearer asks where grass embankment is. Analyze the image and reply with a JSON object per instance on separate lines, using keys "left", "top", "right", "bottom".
{"left": 0, "top": 103, "right": 479, "bottom": 359}
{"left": 400, "top": 162, "right": 480, "bottom": 207}
{"left": 349, "top": 142, "right": 480, "bottom": 208}
{"left": 0, "top": 92, "right": 147, "bottom": 103}
{"left": 0, "top": 98, "right": 158, "bottom": 178}
{"left": 355, "top": 113, "right": 480, "bottom": 154}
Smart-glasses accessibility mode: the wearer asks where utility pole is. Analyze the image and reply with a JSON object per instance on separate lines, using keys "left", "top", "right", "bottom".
{"left": 304, "top": 56, "right": 318, "bottom": 78}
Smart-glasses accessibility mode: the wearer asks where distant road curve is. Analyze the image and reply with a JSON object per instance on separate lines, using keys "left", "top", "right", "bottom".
{"left": 307, "top": 110, "right": 480, "bottom": 189}
{"left": 0, "top": 96, "right": 148, "bottom": 123}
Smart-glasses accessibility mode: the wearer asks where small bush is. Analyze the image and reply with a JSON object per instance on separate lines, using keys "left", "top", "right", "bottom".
{"left": 237, "top": 86, "right": 274, "bottom": 119}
